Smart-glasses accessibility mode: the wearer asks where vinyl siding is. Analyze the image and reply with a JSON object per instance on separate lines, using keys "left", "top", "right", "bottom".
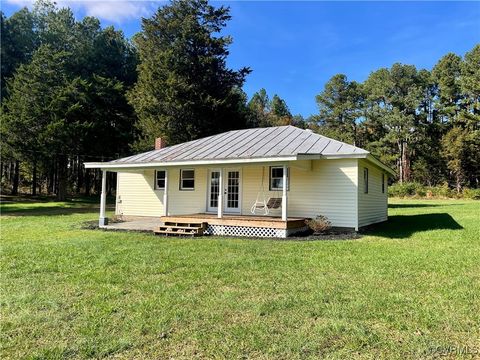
{"left": 116, "top": 170, "right": 164, "bottom": 217}
{"left": 116, "top": 167, "right": 208, "bottom": 217}
{"left": 357, "top": 159, "right": 388, "bottom": 227}
{"left": 116, "top": 159, "right": 358, "bottom": 228}
{"left": 242, "top": 159, "right": 358, "bottom": 228}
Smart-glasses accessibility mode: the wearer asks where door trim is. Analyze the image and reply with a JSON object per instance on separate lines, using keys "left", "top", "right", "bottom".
{"left": 224, "top": 168, "right": 242, "bottom": 214}
{"left": 207, "top": 168, "right": 221, "bottom": 213}
{"left": 206, "top": 168, "right": 242, "bottom": 214}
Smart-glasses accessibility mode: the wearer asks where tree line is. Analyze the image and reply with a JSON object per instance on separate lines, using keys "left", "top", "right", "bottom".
{"left": 312, "top": 51, "right": 480, "bottom": 190}
{"left": 1, "top": 0, "right": 478, "bottom": 200}
{"left": 1, "top": 0, "right": 137, "bottom": 199}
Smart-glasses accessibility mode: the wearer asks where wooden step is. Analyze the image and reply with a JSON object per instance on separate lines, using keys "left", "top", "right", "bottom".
{"left": 163, "top": 221, "right": 207, "bottom": 227}
{"left": 154, "top": 221, "right": 207, "bottom": 236}
{"left": 159, "top": 225, "right": 203, "bottom": 230}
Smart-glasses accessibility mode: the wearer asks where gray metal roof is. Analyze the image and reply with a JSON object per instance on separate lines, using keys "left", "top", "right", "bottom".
{"left": 111, "top": 125, "right": 368, "bottom": 164}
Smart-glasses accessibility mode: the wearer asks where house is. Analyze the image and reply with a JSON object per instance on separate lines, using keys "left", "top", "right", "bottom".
{"left": 85, "top": 125, "right": 395, "bottom": 237}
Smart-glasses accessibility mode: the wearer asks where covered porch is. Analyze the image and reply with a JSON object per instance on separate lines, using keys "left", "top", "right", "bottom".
{"left": 88, "top": 157, "right": 315, "bottom": 238}
{"left": 95, "top": 162, "right": 295, "bottom": 225}
{"left": 89, "top": 156, "right": 320, "bottom": 237}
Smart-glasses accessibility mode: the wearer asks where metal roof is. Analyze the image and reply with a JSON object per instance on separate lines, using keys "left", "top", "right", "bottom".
{"left": 111, "top": 125, "right": 369, "bottom": 164}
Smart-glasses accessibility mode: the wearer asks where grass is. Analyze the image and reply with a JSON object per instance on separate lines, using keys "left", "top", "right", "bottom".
{"left": 1, "top": 198, "right": 479, "bottom": 359}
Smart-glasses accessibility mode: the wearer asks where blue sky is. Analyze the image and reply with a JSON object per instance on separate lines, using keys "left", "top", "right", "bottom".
{"left": 3, "top": 1, "right": 480, "bottom": 117}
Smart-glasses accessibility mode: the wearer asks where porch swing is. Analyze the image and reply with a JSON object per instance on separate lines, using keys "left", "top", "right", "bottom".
{"left": 250, "top": 166, "right": 282, "bottom": 215}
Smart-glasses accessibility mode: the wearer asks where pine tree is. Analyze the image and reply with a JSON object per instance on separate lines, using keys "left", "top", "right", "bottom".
{"left": 313, "top": 74, "right": 363, "bottom": 145}
{"left": 129, "top": 0, "right": 251, "bottom": 149}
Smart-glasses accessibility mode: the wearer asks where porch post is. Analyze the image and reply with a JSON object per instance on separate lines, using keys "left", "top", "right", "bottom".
{"left": 282, "top": 164, "right": 288, "bottom": 221}
{"left": 99, "top": 169, "right": 108, "bottom": 226}
{"left": 218, "top": 168, "right": 224, "bottom": 218}
{"left": 163, "top": 169, "right": 168, "bottom": 216}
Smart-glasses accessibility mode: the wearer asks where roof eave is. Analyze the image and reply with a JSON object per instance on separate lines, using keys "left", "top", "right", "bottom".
{"left": 84, "top": 155, "right": 299, "bottom": 170}
{"left": 297, "top": 153, "right": 396, "bottom": 176}
{"left": 85, "top": 153, "right": 396, "bottom": 176}
{"left": 365, "top": 154, "right": 396, "bottom": 176}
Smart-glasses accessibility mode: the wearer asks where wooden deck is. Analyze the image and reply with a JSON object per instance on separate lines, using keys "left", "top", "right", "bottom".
{"left": 160, "top": 213, "right": 308, "bottom": 230}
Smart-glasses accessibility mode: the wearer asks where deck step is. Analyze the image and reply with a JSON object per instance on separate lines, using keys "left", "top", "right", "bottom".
{"left": 154, "top": 222, "right": 207, "bottom": 236}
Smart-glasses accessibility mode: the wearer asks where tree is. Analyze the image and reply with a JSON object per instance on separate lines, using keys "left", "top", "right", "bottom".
{"left": 0, "top": 8, "right": 37, "bottom": 100}
{"left": 460, "top": 44, "right": 480, "bottom": 116}
{"left": 247, "top": 88, "right": 270, "bottom": 127}
{"left": 458, "top": 45, "right": 480, "bottom": 187}
{"left": 247, "top": 89, "right": 293, "bottom": 127}
{"left": 442, "top": 127, "right": 469, "bottom": 191}
{"left": 2, "top": 46, "right": 75, "bottom": 198}
{"left": 1, "top": 0, "right": 137, "bottom": 198}
{"left": 363, "top": 64, "right": 427, "bottom": 183}
{"left": 270, "top": 95, "right": 292, "bottom": 125}
{"left": 432, "top": 53, "right": 463, "bottom": 123}
{"left": 129, "top": 0, "right": 251, "bottom": 149}
{"left": 313, "top": 74, "right": 363, "bottom": 145}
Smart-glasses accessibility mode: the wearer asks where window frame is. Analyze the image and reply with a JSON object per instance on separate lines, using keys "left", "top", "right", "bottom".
{"left": 364, "top": 168, "right": 369, "bottom": 194}
{"left": 381, "top": 173, "right": 385, "bottom": 194}
{"left": 179, "top": 169, "right": 195, "bottom": 191}
{"left": 154, "top": 170, "right": 166, "bottom": 190}
{"left": 269, "top": 166, "right": 290, "bottom": 191}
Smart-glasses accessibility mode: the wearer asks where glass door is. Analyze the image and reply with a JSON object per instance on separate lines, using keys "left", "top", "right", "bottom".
{"left": 207, "top": 169, "right": 220, "bottom": 212}
{"left": 224, "top": 169, "right": 241, "bottom": 213}
{"left": 207, "top": 169, "right": 241, "bottom": 213}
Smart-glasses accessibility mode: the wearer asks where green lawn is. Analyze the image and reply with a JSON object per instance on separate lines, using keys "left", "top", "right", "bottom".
{"left": 1, "top": 198, "right": 479, "bottom": 359}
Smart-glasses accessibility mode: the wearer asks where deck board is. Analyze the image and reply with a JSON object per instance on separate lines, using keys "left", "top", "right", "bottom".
{"left": 160, "top": 213, "right": 308, "bottom": 230}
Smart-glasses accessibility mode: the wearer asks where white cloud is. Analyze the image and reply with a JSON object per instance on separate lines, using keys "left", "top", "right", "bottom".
{"left": 6, "top": 0, "right": 32, "bottom": 6}
{"left": 77, "top": 1, "right": 154, "bottom": 23}
{"left": 6, "top": 0, "right": 157, "bottom": 23}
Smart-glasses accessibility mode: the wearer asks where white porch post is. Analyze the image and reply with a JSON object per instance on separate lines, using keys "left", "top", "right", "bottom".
{"left": 218, "top": 168, "right": 224, "bottom": 218}
{"left": 163, "top": 169, "right": 168, "bottom": 216}
{"left": 99, "top": 169, "right": 108, "bottom": 226}
{"left": 282, "top": 164, "right": 288, "bottom": 221}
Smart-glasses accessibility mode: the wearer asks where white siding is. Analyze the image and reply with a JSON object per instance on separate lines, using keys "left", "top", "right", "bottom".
{"left": 116, "top": 159, "right": 359, "bottom": 228}
{"left": 116, "top": 167, "right": 208, "bottom": 217}
{"left": 357, "top": 159, "right": 388, "bottom": 227}
{"left": 116, "top": 170, "right": 164, "bottom": 217}
{"left": 242, "top": 159, "right": 358, "bottom": 228}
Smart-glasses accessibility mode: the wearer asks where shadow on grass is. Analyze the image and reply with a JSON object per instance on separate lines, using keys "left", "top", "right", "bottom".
{"left": 388, "top": 203, "right": 462, "bottom": 209}
{"left": 1, "top": 203, "right": 115, "bottom": 216}
{"left": 0, "top": 194, "right": 116, "bottom": 216}
{"left": 1, "top": 205, "right": 97, "bottom": 216}
{"left": 389, "top": 204, "right": 440, "bottom": 209}
{"left": 363, "top": 213, "right": 463, "bottom": 239}
{"left": 0, "top": 194, "right": 106, "bottom": 204}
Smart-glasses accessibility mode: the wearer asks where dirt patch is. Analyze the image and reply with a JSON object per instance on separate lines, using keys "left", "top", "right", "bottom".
{"left": 288, "top": 229, "right": 361, "bottom": 241}
{"left": 80, "top": 220, "right": 100, "bottom": 230}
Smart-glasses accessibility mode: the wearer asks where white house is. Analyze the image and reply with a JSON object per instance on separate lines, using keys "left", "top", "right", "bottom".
{"left": 85, "top": 125, "right": 395, "bottom": 238}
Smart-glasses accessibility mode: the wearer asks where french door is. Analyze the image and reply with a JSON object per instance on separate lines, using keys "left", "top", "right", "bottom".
{"left": 207, "top": 170, "right": 221, "bottom": 212}
{"left": 207, "top": 169, "right": 241, "bottom": 213}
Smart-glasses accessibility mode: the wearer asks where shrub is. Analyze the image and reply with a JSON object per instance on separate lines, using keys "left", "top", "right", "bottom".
{"left": 306, "top": 215, "right": 331, "bottom": 234}
{"left": 389, "top": 181, "right": 479, "bottom": 199}
{"left": 427, "top": 182, "right": 453, "bottom": 198}
{"left": 415, "top": 187, "right": 427, "bottom": 197}
{"left": 388, "top": 182, "right": 425, "bottom": 197}
{"left": 463, "top": 188, "right": 480, "bottom": 200}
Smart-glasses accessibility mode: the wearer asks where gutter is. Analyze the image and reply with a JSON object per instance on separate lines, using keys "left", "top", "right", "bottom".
{"left": 84, "top": 156, "right": 298, "bottom": 170}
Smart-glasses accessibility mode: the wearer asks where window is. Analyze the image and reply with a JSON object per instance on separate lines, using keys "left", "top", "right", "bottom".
{"left": 155, "top": 170, "right": 166, "bottom": 190}
{"left": 180, "top": 169, "right": 195, "bottom": 190}
{"left": 382, "top": 173, "right": 385, "bottom": 193}
{"left": 269, "top": 166, "right": 289, "bottom": 191}
{"left": 364, "top": 168, "right": 369, "bottom": 193}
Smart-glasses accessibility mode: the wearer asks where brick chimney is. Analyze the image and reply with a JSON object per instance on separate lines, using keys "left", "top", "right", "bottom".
{"left": 155, "top": 137, "right": 166, "bottom": 150}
